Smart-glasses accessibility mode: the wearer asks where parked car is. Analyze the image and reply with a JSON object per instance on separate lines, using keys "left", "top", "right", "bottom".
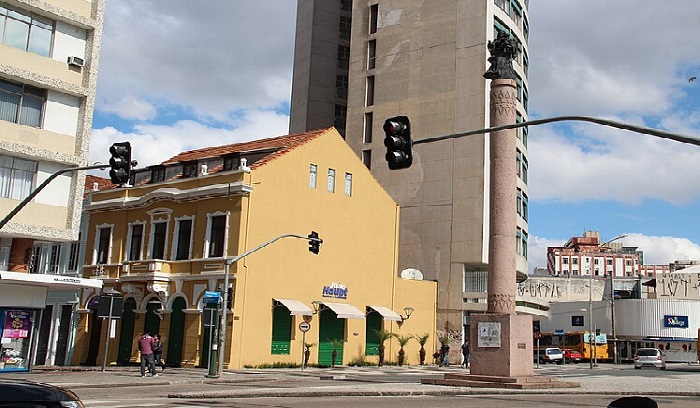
{"left": 634, "top": 348, "right": 666, "bottom": 370}
{"left": 535, "top": 347, "right": 564, "bottom": 364}
{"left": 564, "top": 349, "right": 582, "bottom": 363}
{"left": 0, "top": 379, "right": 83, "bottom": 407}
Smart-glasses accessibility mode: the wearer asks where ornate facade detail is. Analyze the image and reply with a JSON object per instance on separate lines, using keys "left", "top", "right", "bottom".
{"left": 487, "top": 293, "right": 516, "bottom": 314}
{"left": 484, "top": 31, "right": 517, "bottom": 80}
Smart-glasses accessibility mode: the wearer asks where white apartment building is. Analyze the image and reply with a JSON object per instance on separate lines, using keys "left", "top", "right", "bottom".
{"left": 0, "top": 0, "right": 104, "bottom": 371}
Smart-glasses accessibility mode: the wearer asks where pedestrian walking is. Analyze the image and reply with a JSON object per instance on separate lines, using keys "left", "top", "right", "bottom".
{"left": 153, "top": 334, "right": 166, "bottom": 372}
{"left": 137, "top": 331, "right": 158, "bottom": 377}
{"left": 461, "top": 339, "right": 470, "bottom": 368}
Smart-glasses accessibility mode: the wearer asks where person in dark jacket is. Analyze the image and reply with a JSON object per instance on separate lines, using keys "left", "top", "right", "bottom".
{"left": 152, "top": 334, "right": 166, "bottom": 372}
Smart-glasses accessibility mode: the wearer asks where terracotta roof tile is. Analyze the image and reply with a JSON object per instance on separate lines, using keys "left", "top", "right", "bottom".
{"left": 84, "top": 175, "right": 115, "bottom": 197}
{"left": 161, "top": 128, "right": 331, "bottom": 167}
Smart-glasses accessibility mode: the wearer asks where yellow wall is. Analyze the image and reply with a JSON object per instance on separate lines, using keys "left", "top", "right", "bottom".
{"left": 79, "top": 128, "right": 437, "bottom": 368}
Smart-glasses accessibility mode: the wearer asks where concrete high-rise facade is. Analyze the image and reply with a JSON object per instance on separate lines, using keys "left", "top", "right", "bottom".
{"left": 0, "top": 0, "right": 104, "bottom": 370}
{"left": 290, "top": 0, "right": 530, "bottom": 338}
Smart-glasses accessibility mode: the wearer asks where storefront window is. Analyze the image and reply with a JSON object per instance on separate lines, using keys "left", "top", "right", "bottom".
{"left": 0, "top": 308, "right": 35, "bottom": 371}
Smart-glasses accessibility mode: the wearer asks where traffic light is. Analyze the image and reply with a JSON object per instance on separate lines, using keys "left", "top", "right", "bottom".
{"left": 383, "top": 116, "right": 412, "bottom": 170}
{"left": 109, "top": 142, "right": 132, "bottom": 185}
{"left": 595, "top": 328, "right": 601, "bottom": 336}
{"left": 308, "top": 231, "right": 322, "bottom": 254}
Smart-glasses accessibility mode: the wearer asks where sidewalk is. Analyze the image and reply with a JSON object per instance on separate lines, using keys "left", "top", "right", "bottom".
{"left": 3, "top": 363, "right": 700, "bottom": 399}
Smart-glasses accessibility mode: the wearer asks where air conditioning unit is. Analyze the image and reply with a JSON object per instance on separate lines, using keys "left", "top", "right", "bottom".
{"left": 67, "top": 56, "right": 84, "bottom": 67}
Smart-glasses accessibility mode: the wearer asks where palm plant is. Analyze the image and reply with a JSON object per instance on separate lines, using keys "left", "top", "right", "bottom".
{"left": 303, "top": 342, "right": 315, "bottom": 368}
{"left": 329, "top": 338, "right": 344, "bottom": 368}
{"left": 392, "top": 334, "right": 413, "bottom": 366}
{"left": 372, "top": 329, "right": 393, "bottom": 367}
{"left": 414, "top": 333, "right": 430, "bottom": 365}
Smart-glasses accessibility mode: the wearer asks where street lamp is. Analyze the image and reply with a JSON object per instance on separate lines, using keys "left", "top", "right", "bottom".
{"left": 588, "top": 233, "right": 627, "bottom": 369}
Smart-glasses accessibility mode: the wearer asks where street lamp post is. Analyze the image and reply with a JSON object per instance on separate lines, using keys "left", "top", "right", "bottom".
{"left": 601, "top": 234, "right": 627, "bottom": 365}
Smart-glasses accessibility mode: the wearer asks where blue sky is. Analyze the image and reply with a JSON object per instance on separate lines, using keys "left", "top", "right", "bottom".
{"left": 90, "top": 1, "right": 700, "bottom": 272}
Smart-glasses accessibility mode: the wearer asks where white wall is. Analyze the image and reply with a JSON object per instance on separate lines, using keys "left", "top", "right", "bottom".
{"left": 52, "top": 20, "right": 87, "bottom": 63}
{"left": 34, "top": 162, "right": 71, "bottom": 207}
{"left": 43, "top": 91, "right": 80, "bottom": 136}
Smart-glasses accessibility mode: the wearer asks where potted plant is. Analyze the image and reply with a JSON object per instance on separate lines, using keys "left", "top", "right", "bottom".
{"left": 392, "top": 334, "right": 413, "bottom": 366}
{"left": 372, "top": 329, "right": 393, "bottom": 367}
{"left": 329, "top": 338, "right": 343, "bottom": 368}
{"left": 414, "top": 333, "right": 430, "bottom": 365}
{"left": 303, "top": 342, "right": 315, "bottom": 368}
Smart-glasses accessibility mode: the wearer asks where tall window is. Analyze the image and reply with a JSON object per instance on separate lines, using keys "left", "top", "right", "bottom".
{"left": 182, "top": 161, "right": 198, "bottom": 178}
{"left": 223, "top": 155, "right": 239, "bottom": 171}
{"left": 67, "top": 241, "right": 79, "bottom": 272}
{"left": 174, "top": 218, "right": 193, "bottom": 260}
{"left": 0, "top": 5, "right": 53, "bottom": 57}
{"left": 362, "top": 150, "right": 372, "bottom": 169}
{"left": 344, "top": 173, "right": 352, "bottom": 196}
{"left": 0, "top": 79, "right": 46, "bottom": 128}
{"left": 367, "top": 39, "right": 376, "bottom": 70}
{"left": 48, "top": 243, "right": 60, "bottom": 273}
{"left": 327, "top": 169, "right": 335, "bottom": 193}
{"left": 207, "top": 214, "right": 227, "bottom": 258}
{"left": 334, "top": 104, "right": 346, "bottom": 130}
{"left": 337, "top": 44, "right": 350, "bottom": 69}
{"left": 0, "top": 155, "right": 36, "bottom": 200}
{"left": 150, "top": 167, "right": 166, "bottom": 183}
{"left": 369, "top": 4, "right": 378, "bottom": 34}
{"left": 309, "top": 164, "right": 317, "bottom": 188}
{"left": 336, "top": 74, "right": 348, "bottom": 99}
{"left": 127, "top": 223, "right": 144, "bottom": 261}
{"left": 339, "top": 16, "right": 351, "bottom": 40}
{"left": 96, "top": 226, "right": 111, "bottom": 265}
{"left": 363, "top": 112, "right": 373, "bottom": 143}
{"left": 365, "top": 76, "right": 375, "bottom": 106}
{"left": 151, "top": 222, "right": 167, "bottom": 259}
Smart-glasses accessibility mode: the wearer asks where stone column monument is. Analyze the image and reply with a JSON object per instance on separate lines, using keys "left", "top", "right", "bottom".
{"left": 469, "top": 31, "right": 533, "bottom": 378}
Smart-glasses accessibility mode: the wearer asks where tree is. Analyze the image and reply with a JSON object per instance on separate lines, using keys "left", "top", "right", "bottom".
{"left": 413, "top": 333, "right": 430, "bottom": 365}
{"left": 329, "top": 338, "right": 343, "bottom": 368}
{"left": 392, "top": 334, "right": 413, "bottom": 366}
{"left": 372, "top": 329, "right": 393, "bottom": 367}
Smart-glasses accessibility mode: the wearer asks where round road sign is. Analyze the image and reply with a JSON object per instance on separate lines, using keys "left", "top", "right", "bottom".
{"left": 299, "top": 321, "right": 311, "bottom": 332}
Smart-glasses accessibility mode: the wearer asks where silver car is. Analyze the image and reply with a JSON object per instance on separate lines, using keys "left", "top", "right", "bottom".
{"left": 634, "top": 348, "right": 666, "bottom": 369}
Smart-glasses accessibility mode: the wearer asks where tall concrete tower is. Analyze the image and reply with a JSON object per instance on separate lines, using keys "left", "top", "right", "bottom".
{"left": 290, "top": 0, "right": 530, "bottom": 339}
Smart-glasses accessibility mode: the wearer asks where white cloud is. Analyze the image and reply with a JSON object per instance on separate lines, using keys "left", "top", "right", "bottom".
{"left": 99, "top": 96, "right": 156, "bottom": 121}
{"left": 90, "top": 111, "right": 290, "bottom": 169}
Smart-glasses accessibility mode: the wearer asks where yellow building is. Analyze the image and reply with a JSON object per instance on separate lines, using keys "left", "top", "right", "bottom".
{"left": 73, "top": 128, "right": 437, "bottom": 368}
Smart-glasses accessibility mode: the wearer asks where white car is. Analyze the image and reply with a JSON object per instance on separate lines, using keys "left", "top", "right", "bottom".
{"left": 634, "top": 348, "right": 666, "bottom": 369}
{"left": 536, "top": 347, "right": 564, "bottom": 364}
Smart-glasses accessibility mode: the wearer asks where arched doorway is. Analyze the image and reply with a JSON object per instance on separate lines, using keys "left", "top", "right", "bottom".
{"left": 117, "top": 298, "right": 136, "bottom": 364}
{"left": 84, "top": 296, "right": 102, "bottom": 366}
{"left": 166, "top": 297, "right": 186, "bottom": 367}
{"left": 144, "top": 299, "right": 162, "bottom": 336}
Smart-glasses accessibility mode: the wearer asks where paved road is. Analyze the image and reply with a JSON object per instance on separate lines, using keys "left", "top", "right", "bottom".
{"left": 6, "top": 362, "right": 700, "bottom": 407}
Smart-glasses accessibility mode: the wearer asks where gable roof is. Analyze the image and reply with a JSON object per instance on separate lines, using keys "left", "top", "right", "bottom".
{"left": 161, "top": 128, "right": 332, "bottom": 169}
{"left": 84, "top": 175, "right": 115, "bottom": 198}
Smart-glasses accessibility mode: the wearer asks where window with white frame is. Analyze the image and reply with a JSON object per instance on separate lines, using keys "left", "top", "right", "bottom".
{"left": 0, "top": 155, "right": 36, "bottom": 200}
{"left": 126, "top": 222, "right": 144, "bottom": 261}
{"left": 150, "top": 221, "right": 167, "bottom": 259}
{"left": 206, "top": 212, "right": 228, "bottom": 258}
{"left": 0, "top": 4, "right": 54, "bottom": 57}
{"left": 94, "top": 225, "right": 112, "bottom": 265}
{"left": 67, "top": 241, "right": 79, "bottom": 272}
{"left": 309, "top": 164, "right": 317, "bottom": 188}
{"left": 327, "top": 169, "right": 335, "bottom": 192}
{"left": 48, "top": 243, "right": 60, "bottom": 273}
{"left": 344, "top": 173, "right": 352, "bottom": 196}
{"left": 0, "top": 79, "right": 46, "bottom": 127}
{"left": 363, "top": 112, "right": 373, "bottom": 143}
{"left": 172, "top": 216, "right": 194, "bottom": 261}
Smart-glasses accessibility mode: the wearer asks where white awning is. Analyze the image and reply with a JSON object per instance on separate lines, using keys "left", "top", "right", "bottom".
{"left": 274, "top": 298, "right": 314, "bottom": 316}
{"left": 320, "top": 301, "right": 365, "bottom": 319}
{"left": 0, "top": 271, "right": 103, "bottom": 289}
{"left": 367, "top": 305, "right": 402, "bottom": 321}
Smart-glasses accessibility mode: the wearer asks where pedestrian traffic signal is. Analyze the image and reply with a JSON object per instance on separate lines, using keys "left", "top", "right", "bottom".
{"left": 383, "top": 116, "right": 412, "bottom": 170}
{"left": 109, "top": 142, "right": 132, "bottom": 185}
{"left": 595, "top": 328, "right": 601, "bottom": 336}
{"left": 308, "top": 231, "right": 322, "bottom": 254}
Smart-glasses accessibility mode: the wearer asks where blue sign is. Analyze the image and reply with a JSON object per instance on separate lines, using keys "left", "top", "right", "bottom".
{"left": 322, "top": 282, "right": 348, "bottom": 299}
{"left": 571, "top": 315, "right": 584, "bottom": 327}
{"left": 554, "top": 329, "right": 564, "bottom": 335}
{"left": 664, "top": 315, "right": 688, "bottom": 328}
{"left": 203, "top": 291, "right": 221, "bottom": 304}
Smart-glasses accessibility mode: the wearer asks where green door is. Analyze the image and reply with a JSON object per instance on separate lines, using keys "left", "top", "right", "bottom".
{"left": 317, "top": 308, "right": 344, "bottom": 366}
{"left": 166, "top": 297, "right": 186, "bottom": 367}
{"left": 271, "top": 306, "right": 292, "bottom": 354}
{"left": 365, "top": 312, "right": 382, "bottom": 356}
{"left": 117, "top": 298, "right": 136, "bottom": 364}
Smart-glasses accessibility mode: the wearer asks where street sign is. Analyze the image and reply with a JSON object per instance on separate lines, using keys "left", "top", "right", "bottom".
{"left": 554, "top": 329, "right": 564, "bottom": 335}
{"left": 533, "top": 332, "right": 542, "bottom": 339}
{"left": 299, "top": 321, "right": 311, "bottom": 332}
{"left": 203, "top": 291, "right": 221, "bottom": 304}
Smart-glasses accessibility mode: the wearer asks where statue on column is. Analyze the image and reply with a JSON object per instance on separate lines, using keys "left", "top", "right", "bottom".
{"left": 483, "top": 31, "right": 518, "bottom": 80}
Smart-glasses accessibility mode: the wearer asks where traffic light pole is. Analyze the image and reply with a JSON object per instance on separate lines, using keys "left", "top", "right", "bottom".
{"left": 411, "top": 115, "right": 700, "bottom": 148}
{"left": 214, "top": 232, "right": 322, "bottom": 378}
{"left": 0, "top": 163, "right": 107, "bottom": 230}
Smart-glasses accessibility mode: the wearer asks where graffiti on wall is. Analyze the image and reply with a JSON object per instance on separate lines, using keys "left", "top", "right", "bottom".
{"left": 517, "top": 280, "right": 563, "bottom": 298}
{"left": 656, "top": 273, "right": 700, "bottom": 299}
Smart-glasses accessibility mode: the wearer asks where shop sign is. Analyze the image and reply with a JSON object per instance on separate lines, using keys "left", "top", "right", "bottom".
{"left": 2, "top": 310, "right": 30, "bottom": 339}
{"left": 664, "top": 315, "right": 688, "bottom": 328}
{"left": 203, "top": 291, "right": 221, "bottom": 304}
{"left": 322, "top": 282, "right": 348, "bottom": 299}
